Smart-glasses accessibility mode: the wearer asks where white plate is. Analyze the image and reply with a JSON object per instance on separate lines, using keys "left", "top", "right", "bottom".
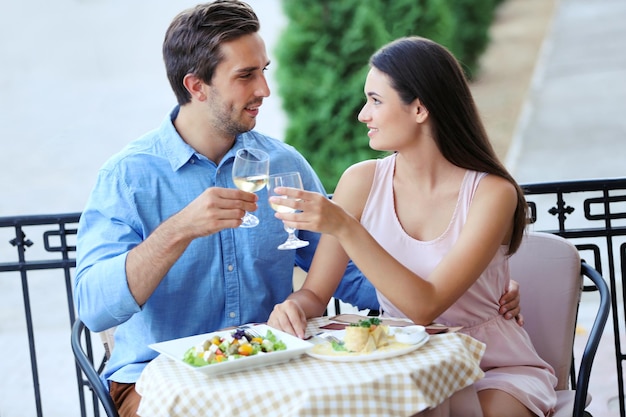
{"left": 149, "top": 324, "right": 314, "bottom": 376}
{"left": 306, "top": 327, "right": 429, "bottom": 362}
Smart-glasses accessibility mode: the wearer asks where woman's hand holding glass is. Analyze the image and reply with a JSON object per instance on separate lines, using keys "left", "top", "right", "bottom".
{"left": 267, "top": 172, "right": 309, "bottom": 250}
{"left": 269, "top": 185, "right": 352, "bottom": 239}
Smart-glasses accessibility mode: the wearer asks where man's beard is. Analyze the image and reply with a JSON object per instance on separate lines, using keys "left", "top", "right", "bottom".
{"left": 207, "top": 89, "right": 259, "bottom": 137}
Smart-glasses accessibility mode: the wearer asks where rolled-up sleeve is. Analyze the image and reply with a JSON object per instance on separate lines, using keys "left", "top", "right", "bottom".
{"left": 75, "top": 168, "right": 142, "bottom": 332}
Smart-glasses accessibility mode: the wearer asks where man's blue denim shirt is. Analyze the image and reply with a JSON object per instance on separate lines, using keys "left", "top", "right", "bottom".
{"left": 74, "top": 107, "right": 377, "bottom": 385}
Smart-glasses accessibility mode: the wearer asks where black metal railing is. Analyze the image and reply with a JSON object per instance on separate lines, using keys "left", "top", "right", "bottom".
{"left": 521, "top": 177, "right": 626, "bottom": 417}
{"left": 0, "top": 213, "right": 103, "bottom": 417}
{"left": 2, "top": 177, "right": 626, "bottom": 417}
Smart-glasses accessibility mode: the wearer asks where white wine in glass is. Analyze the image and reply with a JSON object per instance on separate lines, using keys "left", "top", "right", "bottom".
{"left": 267, "top": 172, "right": 310, "bottom": 250}
{"left": 232, "top": 148, "right": 269, "bottom": 228}
{"left": 233, "top": 175, "right": 268, "bottom": 193}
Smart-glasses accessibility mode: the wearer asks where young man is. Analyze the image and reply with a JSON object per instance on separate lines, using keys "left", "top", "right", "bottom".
{"left": 74, "top": 2, "right": 520, "bottom": 416}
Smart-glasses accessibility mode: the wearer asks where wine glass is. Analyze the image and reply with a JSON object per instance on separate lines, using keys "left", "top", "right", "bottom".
{"left": 267, "top": 171, "right": 310, "bottom": 250}
{"left": 232, "top": 148, "right": 270, "bottom": 228}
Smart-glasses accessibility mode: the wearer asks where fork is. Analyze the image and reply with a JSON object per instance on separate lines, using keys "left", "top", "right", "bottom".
{"left": 318, "top": 332, "right": 342, "bottom": 344}
{"left": 239, "top": 326, "right": 262, "bottom": 340}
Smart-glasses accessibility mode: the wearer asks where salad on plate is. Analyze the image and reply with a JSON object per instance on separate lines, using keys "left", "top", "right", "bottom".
{"left": 183, "top": 328, "right": 286, "bottom": 367}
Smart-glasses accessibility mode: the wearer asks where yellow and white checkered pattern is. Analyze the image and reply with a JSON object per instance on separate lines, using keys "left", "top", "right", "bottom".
{"left": 136, "top": 317, "right": 485, "bottom": 417}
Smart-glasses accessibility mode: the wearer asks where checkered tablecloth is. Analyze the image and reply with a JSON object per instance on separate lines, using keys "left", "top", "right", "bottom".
{"left": 136, "top": 317, "right": 485, "bottom": 417}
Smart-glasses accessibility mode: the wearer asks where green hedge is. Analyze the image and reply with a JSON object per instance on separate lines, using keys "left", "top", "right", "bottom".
{"left": 275, "top": 0, "right": 499, "bottom": 192}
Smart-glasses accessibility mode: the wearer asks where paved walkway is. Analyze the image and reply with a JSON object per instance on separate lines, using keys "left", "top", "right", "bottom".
{"left": 0, "top": 0, "right": 624, "bottom": 416}
{"left": 508, "top": 1, "right": 626, "bottom": 416}
{"left": 509, "top": 0, "right": 626, "bottom": 183}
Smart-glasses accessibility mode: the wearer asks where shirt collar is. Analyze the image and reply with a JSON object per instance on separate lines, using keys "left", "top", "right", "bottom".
{"left": 160, "top": 106, "right": 264, "bottom": 171}
{"left": 159, "top": 106, "right": 198, "bottom": 172}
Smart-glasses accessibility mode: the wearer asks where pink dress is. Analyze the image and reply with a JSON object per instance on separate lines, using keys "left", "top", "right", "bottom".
{"left": 361, "top": 154, "right": 557, "bottom": 416}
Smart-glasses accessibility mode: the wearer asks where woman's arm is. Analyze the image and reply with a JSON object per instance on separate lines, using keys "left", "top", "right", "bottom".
{"left": 267, "top": 161, "right": 377, "bottom": 337}
{"left": 272, "top": 169, "right": 517, "bottom": 326}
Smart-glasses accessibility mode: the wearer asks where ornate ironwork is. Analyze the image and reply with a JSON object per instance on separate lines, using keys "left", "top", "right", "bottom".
{"left": 0, "top": 213, "right": 102, "bottom": 417}
{"left": 522, "top": 178, "right": 626, "bottom": 417}
{"left": 3, "top": 177, "right": 626, "bottom": 417}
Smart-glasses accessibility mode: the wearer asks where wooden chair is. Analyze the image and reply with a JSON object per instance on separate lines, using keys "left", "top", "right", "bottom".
{"left": 509, "top": 232, "right": 610, "bottom": 417}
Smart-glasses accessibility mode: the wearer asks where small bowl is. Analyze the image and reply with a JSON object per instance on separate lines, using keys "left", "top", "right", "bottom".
{"left": 392, "top": 325, "right": 426, "bottom": 344}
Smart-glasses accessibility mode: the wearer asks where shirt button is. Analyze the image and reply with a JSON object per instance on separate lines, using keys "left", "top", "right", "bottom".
{"left": 229, "top": 312, "right": 236, "bottom": 318}
{"left": 190, "top": 159, "right": 195, "bottom": 164}
{"left": 227, "top": 264, "right": 234, "bottom": 272}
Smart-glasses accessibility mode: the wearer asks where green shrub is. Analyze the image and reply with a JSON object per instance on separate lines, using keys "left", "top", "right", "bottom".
{"left": 275, "top": 0, "right": 497, "bottom": 192}
{"left": 447, "top": 0, "right": 497, "bottom": 77}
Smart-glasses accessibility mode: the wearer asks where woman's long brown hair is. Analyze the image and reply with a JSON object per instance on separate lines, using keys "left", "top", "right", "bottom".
{"left": 370, "top": 36, "right": 527, "bottom": 254}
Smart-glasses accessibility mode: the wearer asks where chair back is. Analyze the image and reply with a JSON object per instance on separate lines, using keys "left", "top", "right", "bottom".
{"left": 509, "top": 232, "right": 582, "bottom": 390}
{"left": 71, "top": 318, "right": 119, "bottom": 417}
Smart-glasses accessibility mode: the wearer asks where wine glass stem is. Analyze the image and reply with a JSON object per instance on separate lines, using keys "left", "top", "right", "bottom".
{"left": 240, "top": 212, "right": 259, "bottom": 228}
{"left": 284, "top": 226, "right": 298, "bottom": 241}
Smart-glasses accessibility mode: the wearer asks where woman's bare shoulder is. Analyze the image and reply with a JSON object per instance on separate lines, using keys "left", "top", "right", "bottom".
{"left": 337, "top": 159, "right": 378, "bottom": 188}
{"left": 343, "top": 159, "right": 378, "bottom": 175}
{"left": 477, "top": 174, "right": 517, "bottom": 200}
{"left": 472, "top": 174, "right": 518, "bottom": 220}
{"left": 333, "top": 159, "right": 379, "bottom": 217}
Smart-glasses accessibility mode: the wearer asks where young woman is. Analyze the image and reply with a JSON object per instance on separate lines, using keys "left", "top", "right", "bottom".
{"left": 267, "top": 36, "right": 556, "bottom": 417}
